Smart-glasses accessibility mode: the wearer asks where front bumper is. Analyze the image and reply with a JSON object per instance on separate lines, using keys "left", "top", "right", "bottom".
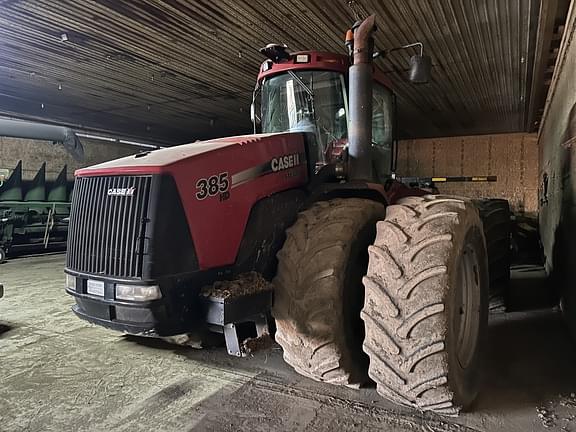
{"left": 65, "top": 272, "right": 202, "bottom": 337}
{"left": 69, "top": 293, "right": 169, "bottom": 336}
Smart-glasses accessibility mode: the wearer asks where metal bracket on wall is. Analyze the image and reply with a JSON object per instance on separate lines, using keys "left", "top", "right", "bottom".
{"left": 399, "top": 176, "right": 498, "bottom": 188}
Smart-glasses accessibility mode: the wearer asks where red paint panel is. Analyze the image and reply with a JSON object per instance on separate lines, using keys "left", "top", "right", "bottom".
{"left": 167, "top": 134, "right": 307, "bottom": 269}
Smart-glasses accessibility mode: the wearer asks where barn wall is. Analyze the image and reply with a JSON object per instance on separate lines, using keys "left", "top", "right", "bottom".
{"left": 0, "top": 136, "right": 136, "bottom": 181}
{"left": 397, "top": 133, "right": 539, "bottom": 214}
{"left": 538, "top": 0, "right": 576, "bottom": 330}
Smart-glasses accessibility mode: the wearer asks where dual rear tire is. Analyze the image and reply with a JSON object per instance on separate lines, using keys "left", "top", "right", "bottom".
{"left": 362, "top": 196, "right": 488, "bottom": 415}
{"left": 272, "top": 198, "right": 385, "bottom": 386}
{"left": 273, "top": 196, "right": 489, "bottom": 415}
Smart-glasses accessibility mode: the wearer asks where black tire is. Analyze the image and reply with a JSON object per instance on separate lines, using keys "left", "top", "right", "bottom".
{"left": 272, "top": 198, "right": 385, "bottom": 386}
{"left": 362, "top": 195, "right": 489, "bottom": 415}
{"left": 511, "top": 214, "right": 543, "bottom": 265}
{"left": 0, "top": 247, "right": 6, "bottom": 264}
{"left": 474, "top": 199, "right": 511, "bottom": 289}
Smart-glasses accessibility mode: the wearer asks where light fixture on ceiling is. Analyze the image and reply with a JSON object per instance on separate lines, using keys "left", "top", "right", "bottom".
{"left": 60, "top": 32, "right": 69, "bottom": 42}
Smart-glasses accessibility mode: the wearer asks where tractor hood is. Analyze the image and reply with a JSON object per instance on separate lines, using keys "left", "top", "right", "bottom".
{"left": 72, "top": 131, "right": 309, "bottom": 270}
{"left": 76, "top": 132, "right": 300, "bottom": 177}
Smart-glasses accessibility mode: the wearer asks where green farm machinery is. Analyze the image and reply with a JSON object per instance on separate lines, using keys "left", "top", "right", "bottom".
{"left": 0, "top": 161, "right": 73, "bottom": 262}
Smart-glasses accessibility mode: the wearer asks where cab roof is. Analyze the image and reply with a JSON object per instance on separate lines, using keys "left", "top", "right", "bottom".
{"left": 257, "top": 50, "right": 392, "bottom": 89}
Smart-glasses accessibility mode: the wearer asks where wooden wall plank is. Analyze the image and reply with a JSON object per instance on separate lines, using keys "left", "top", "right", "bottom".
{"left": 396, "top": 132, "right": 539, "bottom": 213}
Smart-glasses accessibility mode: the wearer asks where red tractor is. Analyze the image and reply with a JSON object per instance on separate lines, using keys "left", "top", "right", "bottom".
{"left": 65, "top": 16, "right": 509, "bottom": 415}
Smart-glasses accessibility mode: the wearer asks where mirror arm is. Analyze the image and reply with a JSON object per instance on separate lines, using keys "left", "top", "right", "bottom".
{"left": 373, "top": 42, "right": 424, "bottom": 59}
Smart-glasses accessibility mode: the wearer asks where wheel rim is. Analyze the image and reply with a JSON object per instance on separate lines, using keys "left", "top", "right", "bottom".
{"left": 455, "top": 245, "right": 481, "bottom": 369}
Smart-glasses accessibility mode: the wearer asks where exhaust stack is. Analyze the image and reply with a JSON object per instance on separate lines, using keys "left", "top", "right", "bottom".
{"left": 348, "top": 15, "right": 377, "bottom": 181}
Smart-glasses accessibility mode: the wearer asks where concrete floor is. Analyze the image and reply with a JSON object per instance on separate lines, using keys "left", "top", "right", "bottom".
{"left": 1, "top": 254, "right": 576, "bottom": 432}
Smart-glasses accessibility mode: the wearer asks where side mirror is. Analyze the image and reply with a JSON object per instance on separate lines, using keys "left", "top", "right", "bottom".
{"left": 373, "top": 42, "right": 432, "bottom": 84}
{"left": 409, "top": 55, "right": 432, "bottom": 84}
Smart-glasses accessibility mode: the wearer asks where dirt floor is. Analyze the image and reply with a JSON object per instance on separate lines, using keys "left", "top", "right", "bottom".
{"left": 1, "top": 254, "right": 576, "bottom": 432}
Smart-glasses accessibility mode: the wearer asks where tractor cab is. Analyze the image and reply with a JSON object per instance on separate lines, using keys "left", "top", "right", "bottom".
{"left": 252, "top": 50, "right": 395, "bottom": 183}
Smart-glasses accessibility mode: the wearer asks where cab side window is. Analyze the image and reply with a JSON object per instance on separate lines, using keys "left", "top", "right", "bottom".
{"left": 372, "top": 84, "right": 394, "bottom": 176}
{"left": 372, "top": 84, "right": 394, "bottom": 150}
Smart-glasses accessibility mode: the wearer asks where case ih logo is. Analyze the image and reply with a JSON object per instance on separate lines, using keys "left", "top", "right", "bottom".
{"left": 107, "top": 187, "right": 135, "bottom": 196}
{"left": 271, "top": 153, "right": 301, "bottom": 172}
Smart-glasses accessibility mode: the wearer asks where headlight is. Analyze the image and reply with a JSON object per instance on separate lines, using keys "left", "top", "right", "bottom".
{"left": 65, "top": 274, "right": 76, "bottom": 291}
{"left": 115, "top": 284, "right": 161, "bottom": 301}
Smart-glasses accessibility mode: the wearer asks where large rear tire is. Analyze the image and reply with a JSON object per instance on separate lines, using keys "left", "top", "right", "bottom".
{"left": 362, "top": 195, "right": 488, "bottom": 415}
{"left": 474, "top": 198, "right": 511, "bottom": 289}
{"left": 272, "top": 198, "right": 385, "bottom": 386}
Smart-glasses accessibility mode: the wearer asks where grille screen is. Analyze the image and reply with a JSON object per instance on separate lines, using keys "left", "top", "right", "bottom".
{"left": 66, "top": 176, "right": 151, "bottom": 279}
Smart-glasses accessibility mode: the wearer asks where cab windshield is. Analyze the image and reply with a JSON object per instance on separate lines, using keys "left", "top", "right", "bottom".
{"left": 260, "top": 70, "right": 348, "bottom": 167}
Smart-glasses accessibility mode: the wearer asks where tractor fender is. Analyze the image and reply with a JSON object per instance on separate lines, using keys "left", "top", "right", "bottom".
{"left": 306, "top": 181, "right": 389, "bottom": 206}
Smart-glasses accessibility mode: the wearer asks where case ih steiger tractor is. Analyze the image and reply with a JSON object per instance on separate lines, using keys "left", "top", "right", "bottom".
{"left": 65, "top": 16, "right": 510, "bottom": 415}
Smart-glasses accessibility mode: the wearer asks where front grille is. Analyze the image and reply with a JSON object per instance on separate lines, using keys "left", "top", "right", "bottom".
{"left": 66, "top": 175, "right": 152, "bottom": 279}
